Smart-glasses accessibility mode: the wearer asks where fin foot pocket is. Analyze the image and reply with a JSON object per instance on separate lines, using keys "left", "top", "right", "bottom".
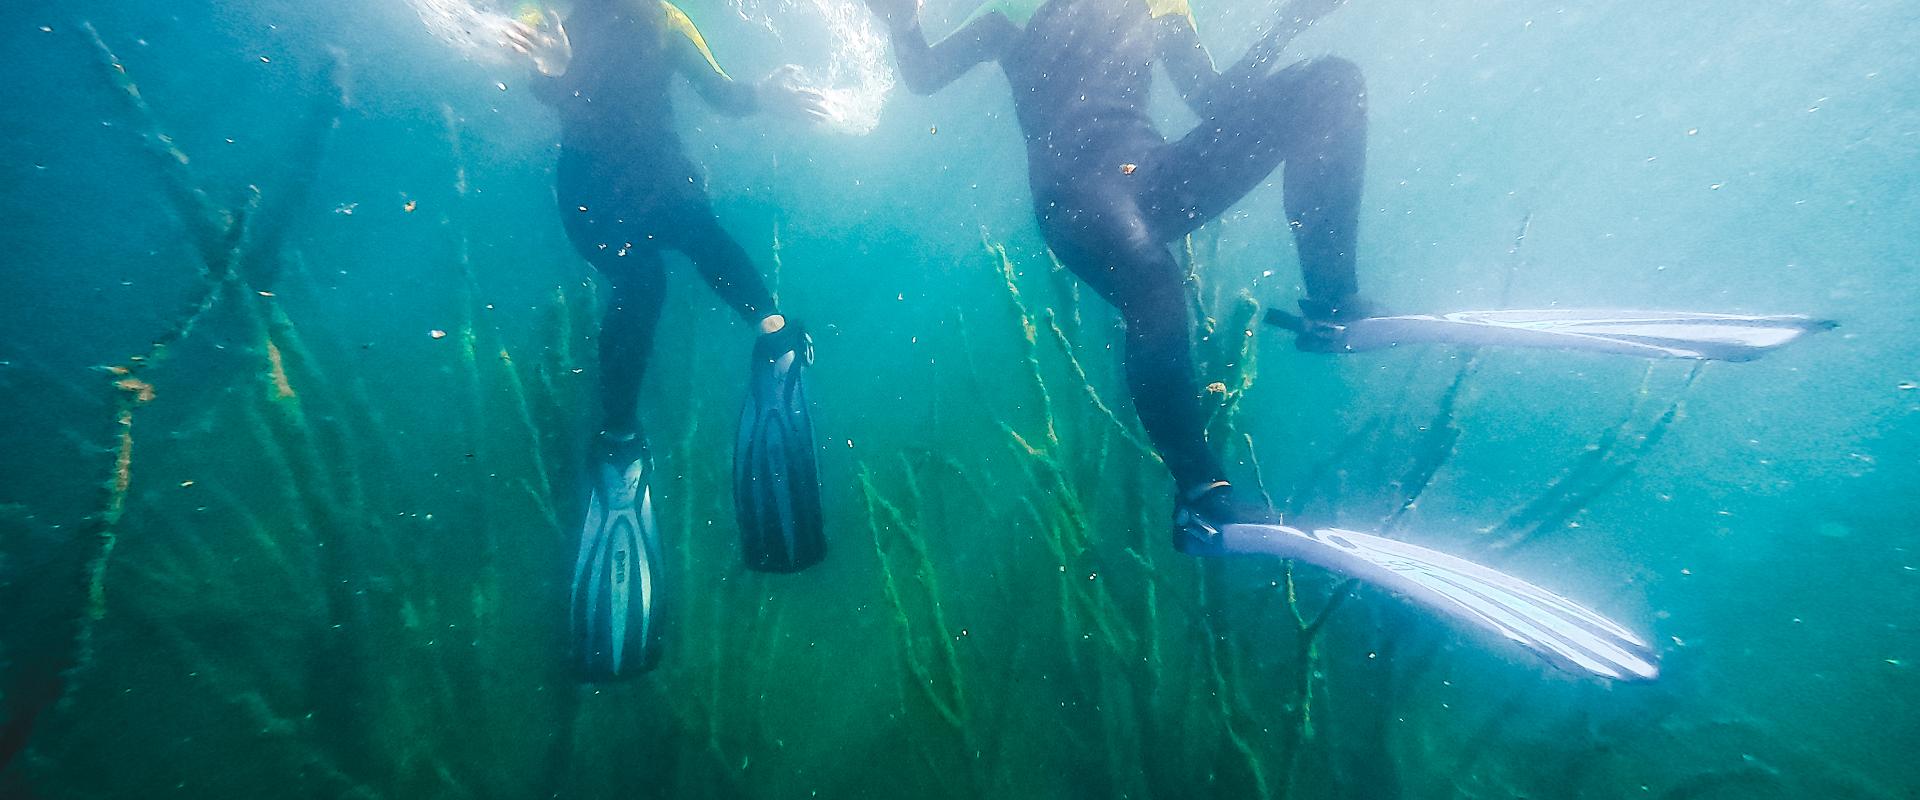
{"left": 1173, "top": 483, "right": 1278, "bottom": 556}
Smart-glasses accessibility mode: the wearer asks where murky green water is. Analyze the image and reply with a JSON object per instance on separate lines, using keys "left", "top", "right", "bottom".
{"left": 2, "top": 0, "right": 1916, "bottom": 797}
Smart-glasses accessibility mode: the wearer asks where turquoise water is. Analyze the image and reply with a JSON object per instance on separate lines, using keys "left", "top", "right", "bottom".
{"left": 2, "top": 0, "right": 1916, "bottom": 797}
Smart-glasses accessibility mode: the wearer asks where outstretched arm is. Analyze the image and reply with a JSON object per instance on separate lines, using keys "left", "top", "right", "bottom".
{"left": 661, "top": 0, "right": 761, "bottom": 115}
{"left": 1165, "top": 0, "right": 1348, "bottom": 116}
{"left": 1214, "top": 0, "right": 1350, "bottom": 97}
{"left": 1153, "top": 0, "right": 1221, "bottom": 117}
{"left": 662, "top": 2, "right": 831, "bottom": 122}
{"left": 868, "top": 0, "right": 1018, "bottom": 95}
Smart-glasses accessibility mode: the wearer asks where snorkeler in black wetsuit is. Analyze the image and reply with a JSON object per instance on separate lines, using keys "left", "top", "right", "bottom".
{"left": 866, "top": 0, "right": 1368, "bottom": 547}
{"left": 509, "top": 0, "right": 826, "bottom": 436}
{"left": 506, "top": 0, "right": 832, "bottom": 679}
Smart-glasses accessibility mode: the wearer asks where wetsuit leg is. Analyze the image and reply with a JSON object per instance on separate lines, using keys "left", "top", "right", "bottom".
{"left": 1041, "top": 191, "right": 1225, "bottom": 490}
{"left": 557, "top": 147, "right": 779, "bottom": 432}
{"left": 1143, "top": 56, "right": 1368, "bottom": 302}
{"left": 559, "top": 201, "right": 776, "bottom": 435}
{"left": 661, "top": 208, "right": 779, "bottom": 323}
{"left": 589, "top": 248, "right": 668, "bottom": 437}
{"left": 555, "top": 152, "right": 677, "bottom": 436}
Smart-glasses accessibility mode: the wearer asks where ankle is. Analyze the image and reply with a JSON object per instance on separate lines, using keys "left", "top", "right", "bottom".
{"left": 1180, "top": 480, "right": 1231, "bottom": 504}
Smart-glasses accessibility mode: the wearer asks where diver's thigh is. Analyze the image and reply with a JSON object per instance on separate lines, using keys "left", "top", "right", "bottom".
{"left": 588, "top": 241, "right": 669, "bottom": 299}
{"left": 1144, "top": 117, "right": 1286, "bottom": 236}
{"left": 1146, "top": 56, "right": 1364, "bottom": 234}
{"left": 657, "top": 198, "right": 733, "bottom": 261}
{"left": 1037, "top": 189, "right": 1140, "bottom": 306}
{"left": 1037, "top": 187, "right": 1184, "bottom": 318}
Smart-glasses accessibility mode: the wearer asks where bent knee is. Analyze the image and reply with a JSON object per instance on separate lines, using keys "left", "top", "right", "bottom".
{"left": 1300, "top": 55, "right": 1364, "bottom": 91}
{"left": 1287, "top": 55, "right": 1366, "bottom": 114}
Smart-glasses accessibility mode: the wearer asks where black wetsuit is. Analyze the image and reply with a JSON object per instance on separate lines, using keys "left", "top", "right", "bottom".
{"left": 882, "top": 0, "right": 1367, "bottom": 490}
{"left": 534, "top": 0, "right": 778, "bottom": 435}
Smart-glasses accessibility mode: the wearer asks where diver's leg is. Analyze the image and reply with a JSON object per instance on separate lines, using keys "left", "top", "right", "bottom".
{"left": 555, "top": 152, "right": 677, "bottom": 436}
{"left": 561, "top": 216, "right": 671, "bottom": 680}
{"left": 592, "top": 248, "right": 669, "bottom": 437}
{"left": 669, "top": 209, "right": 781, "bottom": 327}
{"left": 1042, "top": 196, "right": 1224, "bottom": 494}
{"left": 1146, "top": 55, "right": 1368, "bottom": 306}
{"left": 669, "top": 203, "right": 825, "bottom": 571}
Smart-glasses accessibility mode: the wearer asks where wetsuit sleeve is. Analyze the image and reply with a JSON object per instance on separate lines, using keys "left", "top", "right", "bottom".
{"left": 883, "top": 13, "right": 1019, "bottom": 95}
{"left": 661, "top": 0, "right": 761, "bottom": 116}
{"left": 1151, "top": 0, "right": 1221, "bottom": 116}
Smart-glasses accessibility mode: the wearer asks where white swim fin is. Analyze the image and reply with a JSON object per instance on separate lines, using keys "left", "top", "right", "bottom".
{"left": 1267, "top": 307, "right": 1835, "bottom": 361}
{"left": 1219, "top": 523, "right": 1659, "bottom": 681}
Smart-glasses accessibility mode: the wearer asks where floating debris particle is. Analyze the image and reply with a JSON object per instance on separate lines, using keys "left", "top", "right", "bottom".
{"left": 114, "top": 377, "right": 155, "bottom": 404}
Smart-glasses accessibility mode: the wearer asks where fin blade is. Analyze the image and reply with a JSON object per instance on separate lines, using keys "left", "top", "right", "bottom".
{"left": 571, "top": 449, "right": 663, "bottom": 681}
{"left": 1270, "top": 307, "right": 1833, "bottom": 361}
{"left": 734, "top": 330, "right": 826, "bottom": 573}
{"left": 1220, "top": 523, "right": 1658, "bottom": 680}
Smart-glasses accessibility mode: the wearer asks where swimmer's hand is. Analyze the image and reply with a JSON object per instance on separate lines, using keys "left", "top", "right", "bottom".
{"left": 759, "top": 65, "right": 834, "bottom": 125}
{"left": 504, "top": 12, "right": 572, "bottom": 77}
{"left": 862, "top": 0, "right": 921, "bottom": 28}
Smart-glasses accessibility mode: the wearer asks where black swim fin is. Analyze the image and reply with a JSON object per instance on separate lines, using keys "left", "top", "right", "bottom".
{"left": 734, "top": 323, "right": 826, "bottom": 572}
{"left": 571, "top": 434, "right": 663, "bottom": 680}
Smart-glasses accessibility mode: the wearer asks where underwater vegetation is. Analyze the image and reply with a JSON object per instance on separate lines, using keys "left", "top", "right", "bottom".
{"left": 3, "top": 3, "right": 1918, "bottom": 799}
